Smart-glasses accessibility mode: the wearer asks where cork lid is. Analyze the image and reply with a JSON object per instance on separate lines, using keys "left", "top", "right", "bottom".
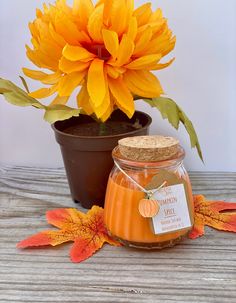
{"left": 118, "top": 136, "right": 180, "bottom": 162}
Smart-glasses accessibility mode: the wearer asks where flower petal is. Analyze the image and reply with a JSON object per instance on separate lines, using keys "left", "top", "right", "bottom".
{"left": 115, "top": 35, "right": 134, "bottom": 66}
{"left": 133, "top": 26, "right": 152, "bottom": 56}
{"left": 87, "top": 59, "right": 106, "bottom": 107}
{"left": 29, "top": 84, "right": 58, "bottom": 99}
{"left": 62, "top": 44, "right": 95, "bottom": 62}
{"left": 59, "top": 57, "right": 90, "bottom": 73}
{"left": 55, "top": 10, "right": 91, "bottom": 44}
{"left": 126, "top": 17, "right": 137, "bottom": 41}
{"left": 100, "top": 99, "right": 114, "bottom": 122}
{"left": 23, "top": 68, "right": 61, "bottom": 84}
{"left": 105, "top": 65, "right": 120, "bottom": 79}
{"left": 26, "top": 45, "right": 42, "bottom": 68}
{"left": 150, "top": 8, "right": 163, "bottom": 22}
{"left": 125, "top": 54, "right": 162, "bottom": 70}
{"left": 77, "top": 84, "right": 94, "bottom": 115}
{"left": 48, "top": 23, "right": 67, "bottom": 48}
{"left": 58, "top": 71, "right": 86, "bottom": 96}
{"left": 50, "top": 95, "right": 69, "bottom": 106}
{"left": 87, "top": 4, "right": 104, "bottom": 43}
{"left": 123, "top": 70, "right": 163, "bottom": 98}
{"left": 23, "top": 68, "right": 48, "bottom": 80}
{"left": 103, "top": 0, "right": 113, "bottom": 26}
{"left": 108, "top": 76, "right": 134, "bottom": 118}
{"left": 109, "top": 0, "right": 128, "bottom": 36}
{"left": 148, "top": 58, "right": 175, "bottom": 70}
{"left": 102, "top": 29, "right": 119, "bottom": 59}
{"left": 93, "top": 75, "right": 110, "bottom": 118}
{"left": 133, "top": 3, "right": 152, "bottom": 27}
{"left": 73, "top": 0, "right": 94, "bottom": 28}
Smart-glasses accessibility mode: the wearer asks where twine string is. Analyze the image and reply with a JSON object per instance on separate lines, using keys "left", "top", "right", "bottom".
{"left": 114, "top": 161, "right": 167, "bottom": 199}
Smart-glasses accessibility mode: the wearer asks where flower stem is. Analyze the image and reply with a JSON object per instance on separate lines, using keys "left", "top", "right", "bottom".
{"left": 99, "top": 123, "right": 107, "bottom": 136}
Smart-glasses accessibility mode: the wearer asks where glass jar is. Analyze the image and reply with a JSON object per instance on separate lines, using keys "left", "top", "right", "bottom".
{"left": 104, "top": 145, "right": 194, "bottom": 249}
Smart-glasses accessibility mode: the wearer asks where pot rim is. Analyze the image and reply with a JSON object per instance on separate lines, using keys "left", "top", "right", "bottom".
{"left": 51, "top": 111, "right": 152, "bottom": 140}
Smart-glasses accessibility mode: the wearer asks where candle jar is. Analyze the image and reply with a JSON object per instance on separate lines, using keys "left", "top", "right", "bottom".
{"left": 104, "top": 136, "right": 194, "bottom": 249}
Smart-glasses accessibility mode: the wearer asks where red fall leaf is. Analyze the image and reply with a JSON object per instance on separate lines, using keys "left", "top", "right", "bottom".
{"left": 189, "top": 195, "right": 236, "bottom": 239}
{"left": 17, "top": 206, "right": 120, "bottom": 263}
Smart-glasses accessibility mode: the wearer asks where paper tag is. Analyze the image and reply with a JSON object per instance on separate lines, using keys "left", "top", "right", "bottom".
{"left": 151, "top": 184, "right": 192, "bottom": 235}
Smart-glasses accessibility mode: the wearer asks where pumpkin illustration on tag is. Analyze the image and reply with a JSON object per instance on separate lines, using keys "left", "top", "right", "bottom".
{"left": 138, "top": 199, "right": 160, "bottom": 218}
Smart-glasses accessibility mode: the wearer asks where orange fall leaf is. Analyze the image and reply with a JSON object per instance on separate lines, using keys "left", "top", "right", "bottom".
{"left": 189, "top": 195, "right": 236, "bottom": 239}
{"left": 17, "top": 206, "right": 121, "bottom": 263}
{"left": 17, "top": 195, "right": 236, "bottom": 261}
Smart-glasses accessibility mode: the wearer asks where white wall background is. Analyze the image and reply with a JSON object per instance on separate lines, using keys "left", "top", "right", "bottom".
{"left": 0, "top": 0, "right": 235, "bottom": 171}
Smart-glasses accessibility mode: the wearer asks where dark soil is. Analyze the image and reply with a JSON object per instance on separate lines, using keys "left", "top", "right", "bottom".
{"left": 64, "top": 121, "right": 140, "bottom": 137}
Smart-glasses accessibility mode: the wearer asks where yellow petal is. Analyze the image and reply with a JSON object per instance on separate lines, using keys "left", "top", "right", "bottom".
{"left": 93, "top": 73, "right": 110, "bottom": 118}
{"left": 87, "top": 4, "right": 104, "bottom": 43}
{"left": 133, "top": 26, "right": 152, "bottom": 56}
{"left": 55, "top": 11, "right": 91, "bottom": 44}
{"left": 49, "top": 23, "right": 66, "bottom": 48}
{"left": 123, "top": 70, "right": 163, "bottom": 98}
{"left": 50, "top": 95, "right": 69, "bottom": 106}
{"left": 54, "top": 11, "right": 80, "bottom": 45}
{"left": 103, "top": 0, "right": 113, "bottom": 26}
{"left": 23, "top": 68, "right": 62, "bottom": 85}
{"left": 102, "top": 29, "right": 119, "bottom": 59}
{"left": 26, "top": 45, "right": 42, "bottom": 68}
{"left": 133, "top": 3, "right": 152, "bottom": 27}
{"left": 29, "top": 84, "right": 58, "bottom": 99}
{"left": 108, "top": 76, "right": 134, "bottom": 118}
{"left": 58, "top": 71, "right": 86, "bottom": 96}
{"left": 148, "top": 58, "right": 175, "bottom": 70}
{"left": 41, "top": 71, "right": 62, "bottom": 85}
{"left": 28, "top": 22, "right": 39, "bottom": 41}
{"left": 116, "top": 35, "right": 134, "bottom": 66}
{"left": 109, "top": 0, "right": 128, "bottom": 36}
{"left": 38, "top": 39, "right": 62, "bottom": 61}
{"left": 62, "top": 44, "right": 95, "bottom": 62}
{"left": 36, "top": 8, "right": 43, "bottom": 18}
{"left": 143, "top": 30, "right": 176, "bottom": 56}
{"left": 73, "top": 0, "right": 94, "bottom": 28}
{"left": 59, "top": 57, "right": 90, "bottom": 73}
{"left": 150, "top": 8, "right": 163, "bottom": 22}
{"left": 162, "top": 36, "right": 176, "bottom": 56}
{"left": 26, "top": 44, "right": 59, "bottom": 71}
{"left": 76, "top": 84, "right": 94, "bottom": 115}
{"left": 94, "top": 92, "right": 110, "bottom": 118}
{"left": 125, "top": 54, "right": 162, "bottom": 70}
{"left": 100, "top": 99, "right": 114, "bottom": 122}
{"left": 23, "top": 68, "right": 48, "bottom": 80}
{"left": 87, "top": 59, "right": 106, "bottom": 107}
{"left": 105, "top": 65, "right": 120, "bottom": 79}
{"left": 126, "top": 0, "right": 134, "bottom": 18}
{"left": 126, "top": 17, "right": 137, "bottom": 41}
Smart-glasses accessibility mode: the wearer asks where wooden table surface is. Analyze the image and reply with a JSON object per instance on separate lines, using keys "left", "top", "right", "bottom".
{"left": 0, "top": 166, "right": 235, "bottom": 303}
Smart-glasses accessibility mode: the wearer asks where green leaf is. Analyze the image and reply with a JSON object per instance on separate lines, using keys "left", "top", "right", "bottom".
{"left": 0, "top": 78, "right": 44, "bottom": 108}
{"left": 44, "top": 104, "right": 81, "bottom": 124}
{"left": 19, "top": 76, "right": 30, "bottom": 93}
{"left": 144, "top": 97, "right": 203, "bottom": 162}
{"left": 0, "top": 78, "right": 82, "bottom": 123}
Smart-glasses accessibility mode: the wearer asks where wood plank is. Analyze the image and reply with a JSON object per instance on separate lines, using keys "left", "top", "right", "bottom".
{"left": 0, "top": 166, "right": 235, "bottom": 303}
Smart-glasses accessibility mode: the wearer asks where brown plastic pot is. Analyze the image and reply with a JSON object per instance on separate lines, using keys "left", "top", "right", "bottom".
{"left": 52, "top": 110, "right": 152, "bottom": 209}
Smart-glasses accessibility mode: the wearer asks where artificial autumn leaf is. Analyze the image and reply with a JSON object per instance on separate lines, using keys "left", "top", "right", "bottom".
{"left": 0, "top": 78, "right": 44, "bottom": 108}
{"left": 17, "top": 206, "right": 121, "bottom": 263}
{"left": 0, "top": 78, "right": 81, "bottom": 123}
{"left": 189, "top": 195, "right": 236, "bottom": 239}
{"left": 43, "top": 104, "right": 81, "bottom": 124}
{"left": 144, "top": 97, "right": 203, "bottom": 161}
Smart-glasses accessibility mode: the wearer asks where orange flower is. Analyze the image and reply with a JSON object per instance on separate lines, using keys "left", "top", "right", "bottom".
{"left": 23, "top": 0, "right": 176, "bottom": 121}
